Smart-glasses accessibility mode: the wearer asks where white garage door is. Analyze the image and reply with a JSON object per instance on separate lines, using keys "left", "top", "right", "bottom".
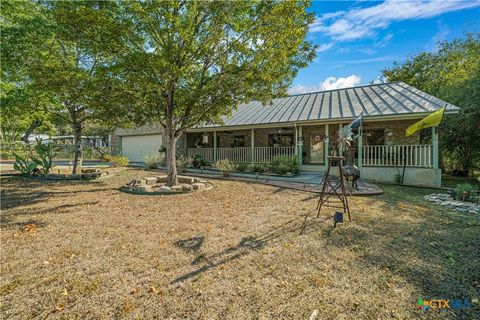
{"left": 121, "top": 134, "right": 163, "bottom": 162}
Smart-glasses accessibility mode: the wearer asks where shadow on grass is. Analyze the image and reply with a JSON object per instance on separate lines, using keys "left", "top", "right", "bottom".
{"left": 171, "top": 210, "right": 324, "bottom": 284}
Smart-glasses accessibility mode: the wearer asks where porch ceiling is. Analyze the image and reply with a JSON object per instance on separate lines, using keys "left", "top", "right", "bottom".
{"left": 197, "top": 82, "right": 459, "bottom": 130}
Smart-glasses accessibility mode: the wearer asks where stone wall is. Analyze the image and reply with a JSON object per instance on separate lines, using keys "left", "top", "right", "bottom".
{"left": 363, "top": 120, "right": 421, "bottom": 145}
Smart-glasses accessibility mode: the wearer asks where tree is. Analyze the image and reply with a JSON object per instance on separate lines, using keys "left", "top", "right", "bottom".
{"left": 383, "top": 34, "right": 480, "bottom": 175}
{"left": 114, "top": 0, "right": 316, "bottom": 186}
{"left": 1, "top": 1, "right": 123, "bottom": 173}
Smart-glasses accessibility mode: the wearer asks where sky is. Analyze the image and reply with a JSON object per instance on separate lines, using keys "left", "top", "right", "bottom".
{"left": 289, "top": 0, "right": 480, "bottom": 94}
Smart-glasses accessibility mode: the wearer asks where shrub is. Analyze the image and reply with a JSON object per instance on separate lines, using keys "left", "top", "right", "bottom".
{"left": 192, "top": 154, "right": 208, "bottom": 168}
{"left": 215, "top": 159, "right": 237, "bottom": 177}
{"left": 249, "top": 163, "right": 268, "bottom": 173}
{"left": 13, "top": 153, "right": 37, "bottom": 175}
{"left": 270, "top": 155, "right": 300, "bottom": 175}
{"left": 236, "top": 163, "right": 249, "bottom": 172}
{"left": 31, "top": 139, "right": 55, "bottom": 174}
{"left": 144, "top": 152, "right": 165, "bottom": 169}
{"left": 456, "top": 182, "right": 475, "bottom": 201}
{"left": 176, "top": 155, "right": 193, "bottom": 169}
{"left": 104, "top": 155, "right": 129, "bottom": 167}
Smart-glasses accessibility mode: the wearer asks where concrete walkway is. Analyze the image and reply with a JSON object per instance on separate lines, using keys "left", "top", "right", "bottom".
{"left": 154, "top": 167, "right": 383, "bottom": 196}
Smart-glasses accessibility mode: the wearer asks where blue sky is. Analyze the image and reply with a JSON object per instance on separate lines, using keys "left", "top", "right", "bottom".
{"left": 289, "top": 0, "right": 480, "bottom": 94}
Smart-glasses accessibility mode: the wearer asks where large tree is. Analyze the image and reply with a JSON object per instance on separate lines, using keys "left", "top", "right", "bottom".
{"left": 1, "top": 1, "right": 123, "bottom": 173}
{"left": 383, "top": 34, "right": 480, "bottom": 175}
{"left": 114, "top": 0, "right": 316, "bottom": 186}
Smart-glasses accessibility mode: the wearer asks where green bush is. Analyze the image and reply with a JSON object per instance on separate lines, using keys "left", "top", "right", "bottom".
{"left": 270, "top": 155, "right": 300, "bottom": 175}
{"left": 456, "top": 182, "right": 475, "bottom": 201}
{"left": 192, "top": 154, "right": 208, "bottom": 168}
{"left": 144, "top": 152, "right": 165, "bottom": 169}
{"left": 215, "top": 159, "right": 237, "bottom": 177}
{"left": 31, "top": 139, "right": 55, "bottom": 174}
{"left": 249, "top": 163, "right": 268, "bottom": 173}
{"left": 236, "top": 163, "right": 249, "bottom": 172}
{"left": 104, "top": 155, "right": 129, "bottom": 167}
{"left": 13, "top": 152, "right": 37, "bottom": 175}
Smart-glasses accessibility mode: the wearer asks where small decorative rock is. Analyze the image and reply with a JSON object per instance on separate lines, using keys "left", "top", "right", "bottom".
{"left": 159, "top": 186, "right": 173, "bottom": 193}
{"left": 171, "top": 185, "right": 183, "bottom": 192}
{"left": 182, "top": 184, "right": 193, "bottom": 192}
{"left": 178, "top": 176, "right": 195, "bottom": 184}
{"left": 424, "top": 193, "right": 479, "bottom": 215}
{"left": 144, "top": 177, "right": 157, "bottom": 185}
{"left": 192, "top": 183, "right": 206, "bottom": 190}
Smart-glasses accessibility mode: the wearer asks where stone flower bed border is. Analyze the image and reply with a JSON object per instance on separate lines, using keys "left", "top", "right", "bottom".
{"left": 424, "top": 193, "right": 480, "bottom": 214}
{"left": 120, "top": 175, "right": 213, "bottom": 195}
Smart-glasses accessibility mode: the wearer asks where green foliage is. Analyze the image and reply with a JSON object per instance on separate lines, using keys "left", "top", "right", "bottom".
{"left": 110, "top": 1, "right": 316, "bottom": 184}
{"left": 248, "top": 163, "right": 269, "bottom": 173}
{"left": 192, "top": 155, "right": 208, "bottom": 169}
{"left": 13, "top": 152, "right": 37, "bottom": 175}
{"left": 236, "top": 163, "right": 249, "bottom": 172}
{"left": 455, "top": 183, "right": 476, "bottom": 201}
{"left": 104, "top": 155, "right": 129, "bottom": 167}
{"left": 31, "top": 139, "right": 56, "bottom": 174}
{"left": 383, "top": 34, "right": 480, "bottom": 174}
{"left": 144, "top": 152, "right": 165, "bottom": 169}
{"left": 215, "top": 159, "right": 237, "bottom": 177}
{"left": 270, "top": 156, "right": 300, "bottom": 175}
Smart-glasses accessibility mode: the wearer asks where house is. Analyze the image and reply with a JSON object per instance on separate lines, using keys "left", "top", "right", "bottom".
{"left": 112, "top": 82, "right": 459, "bottom": 187}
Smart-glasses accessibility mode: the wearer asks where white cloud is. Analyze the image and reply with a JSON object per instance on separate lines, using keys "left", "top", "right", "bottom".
{"left": 316, "top": 43, "right": 334, "bottom": 52}
{"left": 309, "top": 0, "right": 480, "bottom": 41}
{"left": 320, "top": 75, "right": 361, "bottom": 90}
{"left": 289, "top": 75, "right": 361, "bottom": 94}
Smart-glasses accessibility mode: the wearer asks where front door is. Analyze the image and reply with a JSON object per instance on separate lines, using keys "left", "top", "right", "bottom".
{"left": 310, "top": 131, "right": 325, "bottom": 164}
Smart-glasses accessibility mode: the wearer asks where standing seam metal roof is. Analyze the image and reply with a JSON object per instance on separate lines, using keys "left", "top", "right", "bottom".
{"left": 204, "top": 82, "right": 459, "bottom": 128}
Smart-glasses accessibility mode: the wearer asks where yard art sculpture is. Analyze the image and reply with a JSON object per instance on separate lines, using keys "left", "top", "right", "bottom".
{"left": 316, "top": 114, "right": 363, "bottom": 225}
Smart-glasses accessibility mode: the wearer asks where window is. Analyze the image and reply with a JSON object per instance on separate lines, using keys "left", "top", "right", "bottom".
{"left": 268, "top": 134, "right": 294, "bottom": 147}
{"left": 419, "top": 129, "right": 432, "bottom": 144}
{"left": 364, "top": 129, "right": 384, "bottom": 145}
{"left": 233, "top": 135, "right": 245, "bottom": 147}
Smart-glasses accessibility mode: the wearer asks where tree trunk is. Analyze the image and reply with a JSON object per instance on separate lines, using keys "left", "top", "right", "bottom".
{"left": 72, "top": 123, "right": 83, "bottom": 174}
{"left": 165, "top": 127, "right": 178, "bottom": 187}
{"left": 21, "top": 119, "right": 43, "bottom": 144}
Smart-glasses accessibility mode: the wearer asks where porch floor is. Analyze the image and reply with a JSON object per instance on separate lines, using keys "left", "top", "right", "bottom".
{"left": 167, "top": 168, "right": 383, "bottom": 196}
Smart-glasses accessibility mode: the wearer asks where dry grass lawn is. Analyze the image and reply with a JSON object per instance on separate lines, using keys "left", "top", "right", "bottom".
{"left": 1, "top": 168, "right": 479, "bottom": 319}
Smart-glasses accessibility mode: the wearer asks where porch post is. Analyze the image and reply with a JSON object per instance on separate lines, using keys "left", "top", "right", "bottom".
{"left": 298, "top": 126, "right": 303, "bottom": 165}
{"left": 358, "top": 122, "right": 363, "bottom": 171}
{"left": 432, "top": 126, "right": 439, "bottom": 169}
{"left": 251, "top": 128, "right": 255, "bottom": 164}
{"left": 324, "top": 124, "right": 329, "bottom": 164}
{"left": 213, "top": 131, "right": 217, "bottom": 162}
{"left": 338, "top": 123, "right": 343, "bottom": 157}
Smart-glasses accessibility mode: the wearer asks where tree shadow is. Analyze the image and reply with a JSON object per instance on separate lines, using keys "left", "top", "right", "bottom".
{"left": 171, "top": 210, "right": 323, "bottom": 284}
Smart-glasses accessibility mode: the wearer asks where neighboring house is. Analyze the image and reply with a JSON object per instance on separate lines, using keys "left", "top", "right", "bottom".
{"left": 112, "top": 82, "right": 459, "bottom": 187}
{"left": 51, "top": 135, "right": 108, "bottom": 148}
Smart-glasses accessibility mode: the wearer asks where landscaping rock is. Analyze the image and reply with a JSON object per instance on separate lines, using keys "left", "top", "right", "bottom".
{"left": 159, "top": 186, "right": 173, "bottom": 193}
{"left": 178, "top": 176, "right": 195, "bottom": 184}
{"left": 157, "top": 175, "right": 168, "bottom": 183}
{"left": 136, "top": 186, "right": 152, "bottom": 192}
{"left": 182, "top": 184, "right": 193, "bottom": 192}
{"left": 144, "top": 177, "right": 157, "bottom": 185}
{"left": 192, "top": 182, "right": 206, "bottom": 190}
{"left": 171, "top": 185, "right": 183, "bottom": 192}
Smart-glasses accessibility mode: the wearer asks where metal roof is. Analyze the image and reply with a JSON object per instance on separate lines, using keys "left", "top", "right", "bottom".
{"left": 205, "top": 82, "right": 459, "bottom": 128}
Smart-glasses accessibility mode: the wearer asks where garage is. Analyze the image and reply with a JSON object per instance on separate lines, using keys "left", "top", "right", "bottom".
{"left": 121, "top": 134, "right": 163, "bottom": 162}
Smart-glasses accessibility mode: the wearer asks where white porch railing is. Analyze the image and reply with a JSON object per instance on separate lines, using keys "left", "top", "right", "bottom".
{"left": 362, "top": 144, "right": 432, "bottom": 167}
{"left": 186, "top": 147, "right": 296, "bottom": 163}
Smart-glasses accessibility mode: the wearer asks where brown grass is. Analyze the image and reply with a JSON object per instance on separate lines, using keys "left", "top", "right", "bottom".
{"left": 1, "top": 168, "right": 479, "bottom": 319}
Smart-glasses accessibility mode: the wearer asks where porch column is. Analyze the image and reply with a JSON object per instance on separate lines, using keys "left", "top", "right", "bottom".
{"left": 432, "top": 126, "right": 439, "bottom": 169}
{"left": 357, "top": 123, "right": 363, "bottom": 172}
{"left": 324, "top": 124, "right": 329, "bottom": 164}
{"left": 251, "top": 128, "right": 255, "bottom": 164}
{"left": 298, "top": 126, "right": 303, "bottom": 164}
{"left": 338, "top": 123, "right": 343, "bottom": 157}
{"left": 213, "top": 131, "right": 217, "bottom": 162}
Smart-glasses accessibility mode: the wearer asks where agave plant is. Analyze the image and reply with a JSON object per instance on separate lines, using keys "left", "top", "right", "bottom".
{"left": 13, "top": 152, "right": 37, "bottom": 175}
{"left": 31, "top": 139, "right": 55, "bottom": 174}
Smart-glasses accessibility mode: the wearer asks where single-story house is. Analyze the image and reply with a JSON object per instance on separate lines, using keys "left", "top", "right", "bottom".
{"left": 112, "top": 82, "right": 459, "bottom": 187}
